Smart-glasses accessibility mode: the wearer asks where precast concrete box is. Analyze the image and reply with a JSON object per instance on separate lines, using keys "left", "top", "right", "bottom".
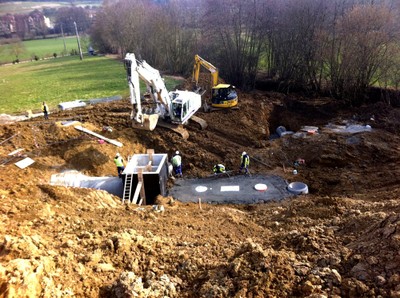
{"left": 122, "top": 153, "right": 169, "bottom": 204}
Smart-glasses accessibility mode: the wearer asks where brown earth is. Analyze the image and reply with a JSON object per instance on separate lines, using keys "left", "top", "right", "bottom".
{"left": 1, "top": 87, "right": 400, "bottom": 297}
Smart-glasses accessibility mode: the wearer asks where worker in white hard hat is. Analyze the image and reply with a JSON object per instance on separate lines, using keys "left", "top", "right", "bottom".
{"left": 171, "top": 151, "right": 182, "bottom": 178}
{"left": 239, "top": 151, "right": 250, "bottom": 175}
{"left": 213, "top": 164, "right": 226, "bottom": 174}
{"left": 114, "top": 153, "right": 125, "bottom": 178}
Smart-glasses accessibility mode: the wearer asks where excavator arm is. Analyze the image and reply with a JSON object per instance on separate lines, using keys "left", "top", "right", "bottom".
{"left": 193, "top": 54, "right": 219, "bottom": 89}
{"left": 124, "top": 53, "right": 164, "bottom": 131}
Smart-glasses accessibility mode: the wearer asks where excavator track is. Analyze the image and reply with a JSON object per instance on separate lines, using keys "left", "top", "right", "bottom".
{"left": 156, "top": 121, "right": 189, "bottom": 140}
{"left": 190, "top": 115, "right": 208, "bottom": 130}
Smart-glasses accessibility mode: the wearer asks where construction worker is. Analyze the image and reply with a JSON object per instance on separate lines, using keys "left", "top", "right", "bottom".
{"left": 239, "top": 151, "right": 250, "bottom": 175}
{"left": 213, "top": 164, "right": 226, "bottom": 174}
{"left": 114, "top": 153, "right": 125, "bottom": 178}
{"left": 171, "top": 151, "right": 182, "bottom": 178}
{"left": 42, "top": 101, "right": 49, "bottom": 120}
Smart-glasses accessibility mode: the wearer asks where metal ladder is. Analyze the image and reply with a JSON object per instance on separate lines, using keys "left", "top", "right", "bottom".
{"left": 122, "top": 174, "right": 133, "bottom": 203}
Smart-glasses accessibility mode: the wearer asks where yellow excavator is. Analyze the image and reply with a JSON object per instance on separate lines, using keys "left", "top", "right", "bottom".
{"left": 192, "top": 54, "right": 238, "bottom": 111}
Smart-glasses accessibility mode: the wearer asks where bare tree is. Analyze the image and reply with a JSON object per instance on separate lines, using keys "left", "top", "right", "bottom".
{"left": 55, "top": 7, "right": 91, "bottom": 35}
{"left": 90, "top": 0, "right": 197, "bottom": 71}
{"left": 201, "top": 0, "right": 271, "bottom": 89}
{"left": 153, "top": 0, "right": 200, "bottom": 75}
{"left": 325, "top": 3, "right": 399, "bottom": 102}
{"left": 91, "top": 0, "right": 151, "bottom": 58}
{"left": 88, "top": 0, "right": 400, "bottom": 101}
{"left": 9, "top": 38, "right": 25, "bottom": 62}
{"left": 267, "top": 0, "right": 329, "bottom": 91}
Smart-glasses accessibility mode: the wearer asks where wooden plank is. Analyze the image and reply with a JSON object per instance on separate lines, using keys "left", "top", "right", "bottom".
{"left": 138, "top": 170, "right": 146, "bottom": 205}
{"left": 147, "top": 149, "right": 154, "bottom": 164}
{"left": 0, "top": 156, "right": 18, "bottom": 166}
{"left": 144, "top": 161, "right": 152, "bottom": 172}
{"left": 8, "top": 148, "right": 24, "bottom": 156}
{"left": 0, "top": 133, "right": 19, "bottom": 145}
{"left": 132, "top": 182, "right": 142, "bottom": 204}
{"left": 250, "top": 156, "right": 269, "bottom": 167}
{"left": 207, "top": 170, "right": 233, "bottom": 178}
{"left": 74, "top": 125, "right": 123, "bottom": 147}
{"left": 145, "top": 149, "right": 154, "bottom": 172}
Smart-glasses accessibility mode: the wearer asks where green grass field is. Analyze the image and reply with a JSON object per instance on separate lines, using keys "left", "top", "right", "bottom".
{"left": 0, "top": 36, "right": 83, "bottom": 65}
{"left": 0, "top": 55, "right": 182, "bottom": 114}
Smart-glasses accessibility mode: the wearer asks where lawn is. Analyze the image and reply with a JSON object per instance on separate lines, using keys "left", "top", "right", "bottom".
{"left": 0, "top": 55, "right": 183, "bottom": 114}
{"left": 0, "top": 36, "right": 83, "bottom": 65}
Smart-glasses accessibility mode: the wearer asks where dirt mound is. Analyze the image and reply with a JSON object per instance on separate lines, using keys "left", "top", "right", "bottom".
{"left": 193, "top": 239, "right": 297, "bottom": 297}
{"left": 1, "top": 93, "right": 400, "bottom": 297}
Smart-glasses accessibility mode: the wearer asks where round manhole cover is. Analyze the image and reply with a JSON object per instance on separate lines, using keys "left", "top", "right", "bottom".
{"left": 195, "top": 186, "right": 208, "bottom": 193}
{"left": 254, "top": 183, "right": 268, "bottom": 192}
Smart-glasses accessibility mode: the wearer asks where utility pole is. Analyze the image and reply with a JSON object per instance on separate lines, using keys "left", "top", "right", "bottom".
{"left": 73, "top": 21, "right": 83, "bottom": 60}
{"left": 60, "top": 24, "right": 67, "bottom": 54}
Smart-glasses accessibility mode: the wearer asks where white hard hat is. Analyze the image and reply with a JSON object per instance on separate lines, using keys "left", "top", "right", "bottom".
{"left": 175, "top": 151, "right": 179, "bottom": 155}
{"left": 116, "top": 153, "right": 120, "bottom": 157}
{"left": 242, "top": 151, "right": 247, "bottom": 155}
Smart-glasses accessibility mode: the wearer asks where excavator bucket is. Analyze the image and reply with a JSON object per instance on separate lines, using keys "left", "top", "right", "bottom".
{"left": 132, "top": 114, "right": 159, "bottom": 131}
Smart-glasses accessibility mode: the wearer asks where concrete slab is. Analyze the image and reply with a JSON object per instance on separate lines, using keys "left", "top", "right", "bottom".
{"left": 88, "top": 95, "right": 122, "bottom": 105}
{"left": 58, "top": 100, "right": 87, "bottom": 110}
{"left": 14, "top": 157, "right": 35, "bottom": 169}
{"left": 168, "top": 174, "right": 293, "bottom": 204}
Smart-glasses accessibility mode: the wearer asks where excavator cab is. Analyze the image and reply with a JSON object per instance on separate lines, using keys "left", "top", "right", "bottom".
{"left": 170, "top": 94, "right": 192, "bottom": 124}
{"left": 211, "top": 84, "right": 238, "bottom": 108}
{"left": 172, "top": 101, "right": 182, "bottom": 118}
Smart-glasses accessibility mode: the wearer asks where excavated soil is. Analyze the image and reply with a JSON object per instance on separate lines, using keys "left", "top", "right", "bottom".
{"left": 1, "top": 89, "right": 400, "bottom": 297}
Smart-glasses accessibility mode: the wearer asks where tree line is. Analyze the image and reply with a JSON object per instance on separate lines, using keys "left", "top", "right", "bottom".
{"left": 8, "top": 0, "right": 399, "bottom": 104}
{"left": 90, "top": 0, "right": 400, "bottom": 104}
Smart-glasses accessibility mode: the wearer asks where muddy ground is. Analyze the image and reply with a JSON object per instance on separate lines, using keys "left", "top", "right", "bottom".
{"left": 1, "top": 87, "right": 400, "bottom": 297}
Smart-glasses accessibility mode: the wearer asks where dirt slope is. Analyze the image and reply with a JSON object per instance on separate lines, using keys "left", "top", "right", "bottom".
{"left": 1, "top": 91, "right": 400, "bottom": 297}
